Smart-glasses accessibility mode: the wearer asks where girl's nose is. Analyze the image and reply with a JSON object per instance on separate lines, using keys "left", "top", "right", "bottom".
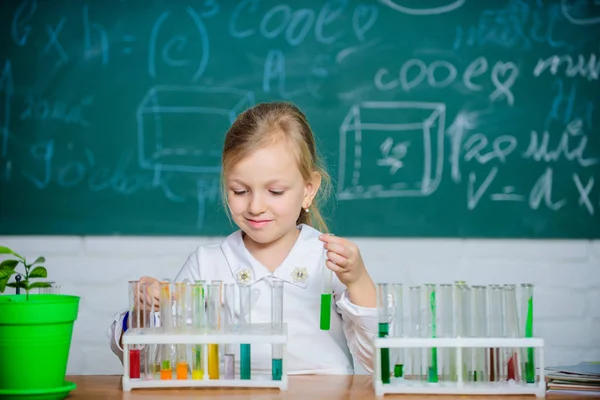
{"left": 248, "top": 194, "right": 266, "bottom": 215}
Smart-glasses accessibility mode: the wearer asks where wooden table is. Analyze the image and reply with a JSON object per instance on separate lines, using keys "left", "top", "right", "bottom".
{"left": 65, "top": 375, "right": 595, "bottom": 399}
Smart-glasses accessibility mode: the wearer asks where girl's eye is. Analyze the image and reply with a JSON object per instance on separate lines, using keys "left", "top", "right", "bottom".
{"left": 232, "top": 190, "right": 247, "bottom": 196}
{"left": 269, "top": 190, "right": 284, "bottom": 196}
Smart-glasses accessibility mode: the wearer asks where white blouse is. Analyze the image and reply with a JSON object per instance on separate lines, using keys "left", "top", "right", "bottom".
{"left": 108, "top": 224, "right": 378, "bottom": 375}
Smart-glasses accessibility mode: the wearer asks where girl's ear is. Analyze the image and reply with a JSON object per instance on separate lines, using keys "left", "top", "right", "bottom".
{"left": 304, "top": 171, "right": 322, "bottom": 207}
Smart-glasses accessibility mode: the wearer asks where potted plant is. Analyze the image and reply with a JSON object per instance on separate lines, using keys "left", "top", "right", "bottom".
{"left": 0, "top": 246, "right": 80, "bottom": 399}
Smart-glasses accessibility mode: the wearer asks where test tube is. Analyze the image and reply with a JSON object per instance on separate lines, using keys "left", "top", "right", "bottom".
{"left": 145, "top": 281, "right": 160, "bottom": 379}
{"left": 207, "top": 282, "right": 221, "bottom": 380}
{"left": 502, "top": 284, "right": 521, "bottom": 382}
{"left": 455, "top": 284, "right": 471, "bottom": 383}
{"left": 159, "top": 280, "right": 175, "bottom": 380}
{"left": 437, "top": 284, "right": 455, "bottom": 382}
{"left": 191, "top": 281, "right": 204, "bottom": 380}
{"left": 320, "top": 247, "right": 332, "bottom": 330}
{"left": 174, "top": 281, "right": 189, "bottom": 380}
{"left": 239, "top": 284, "right": 252, "bottom": 380}
{"left": 409, "top": 286, "right": 423, "bottom": 381}
{"left": 223, "top": 283, "right": 236, "bottom": 379}
{"left": 470, "top": 285, "right": 488, "bottom": 382}
{"left": 521, "top": 283, "right": 535, "bottom": 384}
{"left": 390, "top": 284, "right": 404, "bottom": 379}
{"left": 128, "top": 280, "right": 141, "bottom": 379}
{"left": 423, "top": 284, "right": 438, "bottom": 383}
{"left": 376, "top": 283, "right": 391, "bottom": 384}
{"left": 488, "top": 285, "right": 503, "bottom": 382}
{"left": 271, "top": 279, "right": 284, "bottom": 381}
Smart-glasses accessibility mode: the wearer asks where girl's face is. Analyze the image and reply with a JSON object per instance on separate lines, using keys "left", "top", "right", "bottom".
{"left": 225, "top": 140, "right": 320, "bottom": 248}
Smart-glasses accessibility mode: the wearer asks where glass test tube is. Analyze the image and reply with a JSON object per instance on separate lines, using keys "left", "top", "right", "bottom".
{"left": 239, "top": 284, "right": 252, "bottom": 380}
{"left": 271, "top": 279, "right": 284, "bottom": 381}
{"left": 174, "top": 281, "right": 189, "bottom": 380}
{"left": 502, "top": 284, "right": 521, "bottom": 382}
{"left": 320, "top": 247, "right": 332, "bottom": 330}
{"left": 159, "top": 280, "right": 175, "bottom": 380}
{"left": 128, "top": 281, "right": 141, "bottom": 379}
{"left": 145, "top": 281, "right": 160, "bottom": 379}
{"left": 423, "top": 284, "right": 438, "bottom": 383}
{"left": 409, "top": 286, "right": 423, "bottom": 381}
{"left": 191, "top": 281, "right": 204, "bottom": 380}
{"left": 376, "top": 283, "right": 392, "bottom": 384}
{"left": 207, "top": 282, "right": 221, "bottom": 379}
{"left": 437, "top": 284, "right": 455, "bottom": 382}
{"left": 390, "top": 284, "right": 404, "bottom": 379}
{"left": 521, "top": 283, "right": 535, "bottom": 383}
{"left": 488, "top": 285, "right": 503, "bottom": 382}
{"left": 223, "top": 283, "right": 236, "bottom": 380}
{"left": 470, "top": 285, "right": 488, "bottom": 382}
{"left": 455, "top": 284, "right": 471, "bottom": 383}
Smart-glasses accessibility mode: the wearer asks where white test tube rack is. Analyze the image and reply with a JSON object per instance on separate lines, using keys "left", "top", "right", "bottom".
{"left": 373, "top": 337, "right": 545, "bottom": 398}
{"left": 122, "top": 323, "right": 288, "bottom": 391}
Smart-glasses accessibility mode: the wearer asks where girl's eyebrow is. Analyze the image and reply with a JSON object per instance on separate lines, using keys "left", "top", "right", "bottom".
{"left": 228, "top": 178, "right": 290, "bottom": 186}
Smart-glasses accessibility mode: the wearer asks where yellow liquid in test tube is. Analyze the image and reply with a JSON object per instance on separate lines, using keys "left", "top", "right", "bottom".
{"left": 208, "top": 344, "right": 219, "bottom": 379}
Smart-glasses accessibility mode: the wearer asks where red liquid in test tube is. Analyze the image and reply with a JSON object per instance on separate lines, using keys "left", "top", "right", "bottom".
{"left": 130, "top": 348, "right": 141, "bottom": 379}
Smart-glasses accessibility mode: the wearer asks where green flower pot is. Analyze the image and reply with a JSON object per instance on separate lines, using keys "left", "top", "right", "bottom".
{"left": 0, "top": 294, "right": 80, "bottom": 399}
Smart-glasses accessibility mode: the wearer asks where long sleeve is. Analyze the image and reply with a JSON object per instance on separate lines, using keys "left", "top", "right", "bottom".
{"left": 107, "top": 246, "right": 210, "bottom": 365}
{"left": 333, "top": 285, "right": 378, "bottom": 373}
{"left": 107, "top": 310, "right": 128, "bottom": 364}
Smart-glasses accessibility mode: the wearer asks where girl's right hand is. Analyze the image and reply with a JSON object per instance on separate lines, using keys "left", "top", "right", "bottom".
{"left": 135, "top": 276, "right": 161, "bottom": 312}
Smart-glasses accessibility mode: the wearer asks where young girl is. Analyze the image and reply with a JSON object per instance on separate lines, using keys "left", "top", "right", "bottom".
{"left": 108, "top": 101, "right": 378, "bottom": 375}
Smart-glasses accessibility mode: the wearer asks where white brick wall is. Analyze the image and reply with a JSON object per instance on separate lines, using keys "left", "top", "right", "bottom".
{"left": 1, "top": 236, "right": 598, "bottom": 375}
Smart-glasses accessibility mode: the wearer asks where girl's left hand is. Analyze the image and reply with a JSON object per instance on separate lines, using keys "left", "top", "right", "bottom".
{"left": 318, "top": 233, "right": 369, "bottom": 288}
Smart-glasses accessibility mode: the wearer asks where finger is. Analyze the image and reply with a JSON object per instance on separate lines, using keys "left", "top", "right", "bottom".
{"left": 327, "top": 251, "right": 348, "bottom": 268}
{"left": 318, "top": 233, "right": 345, "bottom": 244}
{"left": 324, "top": 242, "right": 348, "bottom": 257}
{"left": 326, "top": 259, "right": 344, "bottom": 274}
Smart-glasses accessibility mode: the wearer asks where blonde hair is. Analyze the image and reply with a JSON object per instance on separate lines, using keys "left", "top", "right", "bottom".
{"left": 221, "top": 101, "right": 331, "bottom": 233}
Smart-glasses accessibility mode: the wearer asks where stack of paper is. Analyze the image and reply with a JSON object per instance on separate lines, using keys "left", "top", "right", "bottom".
{"left": 546, "top": 362, "right": 600, "bottom": 396}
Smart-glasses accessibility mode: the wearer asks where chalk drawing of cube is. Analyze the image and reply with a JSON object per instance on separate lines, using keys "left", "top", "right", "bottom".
{"left": 136, "top": 86, "right": 255, "bottom": 173}
{"left": 337, "top": 102, "right": 445, "bottom": 200}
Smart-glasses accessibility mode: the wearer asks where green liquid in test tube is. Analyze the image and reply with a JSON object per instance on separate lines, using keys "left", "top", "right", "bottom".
{"left": 240, "top": 284, "right": 252, "bottom": 380}
{"left": 320, "top": 247, "right": 332, "bottom": 330}
{"left": 424, "top": 284, "right": 438, "bottom": 383}
{"left": 521, "top": 284, "right": 535, "bottom": 384}
{"left": 390, "top": 284, "right": 404, "bottom": 379}
{"left": 271, "top": 279, "right": 284, "bottom": 381}
{"left": 191, "top": 282, "right": 204, "bottom": 380}
{"left": 376, "top": 283, "right": 391, "bottom": 384}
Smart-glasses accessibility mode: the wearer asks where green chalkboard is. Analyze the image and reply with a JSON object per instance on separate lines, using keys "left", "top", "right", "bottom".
{"left": 0, "top": 0, "right": 599, "bottom": 237}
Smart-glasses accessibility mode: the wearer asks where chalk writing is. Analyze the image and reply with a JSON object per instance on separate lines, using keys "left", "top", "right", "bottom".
{"left": 380, "top": 0, "right": 466, "bottom": 16}
{"left": 229, "top": 1, "right": 376, "bottom": 45}
{"left": 148, "top": 8, "right": 210, "bottom": 82}
{"left": 545, "top": 79, "right": 595, "bottom": 131}
{"left": 20, "top": 95, "right": 92, "bottom": 127}
{"left": 375, "top": 57, "right": 519, "bottom": 106}
{"left": 533, "top": 51, "right": 600, "bottom": 81}
{"left": 44, "top": 17, "right": 68, "bottom": 65}
{"left": 522, "top": 120, "right": 598, "bottom": 167}
{"left": 561, "top": 0, "right": 600, "bottom": 26}
{"left": 11, "top": 0, "right": 37, "bottom": 47}
{"left": 82, "top": 5, "right": 109, "bottom": 65}
{"left": 453, "top": 0, "right": 568, "bottom": 51}
{"left": 573, "top": 174, "right": 595, "bottom": 215}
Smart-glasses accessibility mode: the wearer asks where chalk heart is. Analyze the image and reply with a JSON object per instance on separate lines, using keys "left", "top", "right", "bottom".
{"left": 352, "top": 5, "right": 378, "bottom": 41}
{"left": 493, "top": 62, "right": 518, "bottom": 86}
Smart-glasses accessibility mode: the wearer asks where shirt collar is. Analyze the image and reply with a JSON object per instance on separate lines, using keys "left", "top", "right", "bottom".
{"left": 220, "top": 224, "right": 324, "bottom": 289}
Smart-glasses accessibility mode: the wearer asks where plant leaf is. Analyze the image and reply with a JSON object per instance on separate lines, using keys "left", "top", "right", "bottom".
{"left": 28, "top": 282, "right": 52, "bottom": 289}
{"left": 0, "top": 246, "right": 24, "bottom": 259}
{"left": 32, "top": 256, "right": 45, "bottom": 265}
{"left": 0, "top": 266, "right": 17, "bottom": 279}
{"left": 29, "top": 266, "right": 48, "bottom": 278}
{"left": 0, "top": 277, "right": 8, "bottom": 293}
{"left": 7, "top": 281, "right": 27, "bottom": 289}
{"left": 0, "top": 259, "right": 18, "bottom": 269}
